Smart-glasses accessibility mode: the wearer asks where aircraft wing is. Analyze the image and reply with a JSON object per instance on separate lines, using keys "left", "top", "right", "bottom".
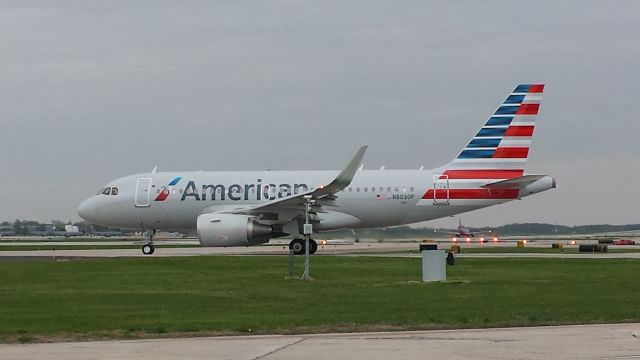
{"left": 217, "top": 146, "right": 367, "bottom": 220}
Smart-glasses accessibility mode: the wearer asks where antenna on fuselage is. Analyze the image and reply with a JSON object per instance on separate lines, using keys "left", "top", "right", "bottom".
{"left": 151, "top": 166, "right": 158, "bottom": 173}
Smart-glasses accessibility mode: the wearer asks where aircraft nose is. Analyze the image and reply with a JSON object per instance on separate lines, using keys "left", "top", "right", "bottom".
{"left": 77, "top": 197, "right": 98, "bottom": 222}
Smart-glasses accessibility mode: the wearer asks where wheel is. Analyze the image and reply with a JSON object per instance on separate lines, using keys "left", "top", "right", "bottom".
{"left": 142, "top": 244, "right": 154, "bottom": 255}
{"left": 289, "top": 239, "right": 305, "bottom": 255}
{"left": 309, "top": 239, "right": 318, "bottom": 255}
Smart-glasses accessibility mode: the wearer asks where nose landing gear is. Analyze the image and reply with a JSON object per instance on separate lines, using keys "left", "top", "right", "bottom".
{"left": 141, "top": 229, "right": 156, "bottom": 255}
{"left": 142, "top": 243, "right": 155, "bottom": 255}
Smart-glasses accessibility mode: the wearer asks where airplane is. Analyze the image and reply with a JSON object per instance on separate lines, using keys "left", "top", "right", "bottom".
{"left": 0, "top": 230, "right": 16, "bottom": 237}
{"left": 87, "top": 225, "right": 123, "bottom": 237}
{"left": 439, "top": 218, "right": 499, "bottom": 243}
{"left": 78, "top": 84, "right": 556, "bottom": 255}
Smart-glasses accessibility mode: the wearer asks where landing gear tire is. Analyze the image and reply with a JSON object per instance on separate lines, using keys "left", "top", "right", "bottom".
{"left": 289, "top": 238, "right": 318, "bottom": 255}
{"left": 289, "top": 239, "right": 305, "bottom": 255}
{"left": 309, "top": 239, "right": 318, "bottom": 255}
{"left": 142, "top": 244, "right": 155, "bottom": 255}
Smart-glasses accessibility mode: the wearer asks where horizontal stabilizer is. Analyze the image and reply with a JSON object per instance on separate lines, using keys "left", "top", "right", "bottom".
{"left": 482, "top": 175, "right": 547, "bottom": 189}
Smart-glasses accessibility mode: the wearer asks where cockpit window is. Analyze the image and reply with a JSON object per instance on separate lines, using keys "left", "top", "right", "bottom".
{"left": 98, "top": 187, "right": 119, "bottom": 195}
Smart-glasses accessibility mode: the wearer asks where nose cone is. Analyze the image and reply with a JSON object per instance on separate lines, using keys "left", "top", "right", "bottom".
{"left": 77, "top": 197, "right": 98, "bottom": 222}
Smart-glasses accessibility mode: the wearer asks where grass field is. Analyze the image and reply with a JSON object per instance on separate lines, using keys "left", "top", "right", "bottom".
{"left": 1, "top": 256, "right": 639, "bottom": 343}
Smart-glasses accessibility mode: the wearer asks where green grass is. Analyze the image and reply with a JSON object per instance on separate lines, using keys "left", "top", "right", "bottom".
{"left": 0, "top": 256, "right": 639, "bottom": 342}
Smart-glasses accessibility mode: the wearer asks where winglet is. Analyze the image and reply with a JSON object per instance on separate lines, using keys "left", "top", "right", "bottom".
{"left": 227, "top": 146, "right": 368, "bottom": 216}
{"left": 321, "top": 146, "right": 367, "bottom": 194}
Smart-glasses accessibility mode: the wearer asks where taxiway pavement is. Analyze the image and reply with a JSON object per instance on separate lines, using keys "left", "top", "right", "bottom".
{"left": 2, "top": 323, "right": 639, "bottom": 360}
{"left": 1, "top": 242, "right": 640, "bottom": 259}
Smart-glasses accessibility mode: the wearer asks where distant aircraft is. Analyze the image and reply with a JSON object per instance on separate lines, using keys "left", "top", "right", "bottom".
{"left": 28, "top": 229, "right": 84, "bottom": 237}
{"left": 442, "top": 219, "right": 499, "bottom": 243}
{"left": 78, "top": 84, "right": 556, "bottom": 255}
{"left": 88, "top": 226, "right": 123, "bottom": 237}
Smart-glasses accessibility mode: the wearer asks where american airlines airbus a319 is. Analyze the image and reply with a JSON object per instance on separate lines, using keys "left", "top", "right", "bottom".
{"left": 78, "top": 84, "right": 556, "bottom": 255}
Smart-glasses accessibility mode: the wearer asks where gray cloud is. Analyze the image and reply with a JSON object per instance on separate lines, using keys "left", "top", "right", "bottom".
{"left": 1, "top": 1, "right": 639, "bottom": 227}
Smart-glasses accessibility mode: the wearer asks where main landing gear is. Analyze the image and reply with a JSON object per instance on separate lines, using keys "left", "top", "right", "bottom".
{"left": 289, "top": 238, "right": 318, "bottom": 255}
{"left": 141, "top": 229, "right": 156, "bottom": 255}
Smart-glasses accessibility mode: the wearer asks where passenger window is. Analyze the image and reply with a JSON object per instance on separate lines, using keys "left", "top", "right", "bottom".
{"left": 102, "top": 188, "right": 111, "bottom": 195}
{"left": 371, "top": 187, "right": 375, "bottom": 193}
{"left": 379, "top": 187, "right": 383, "bottom": 193}
{"left": 111, "top": 187, "right": 118, "bottom": 195}
{"left": 410, "top": 187, "right": 414, "bottom": 192}
{"left": 356, "top": 188, "right": 360, "bottom": 192}
{"left": 394, "top": 187, "right": 399, "bottom": 192}
{"left": 348, "top": 187, "right": 352, "bottom": 192}
{"left": 364, "top": 187, "right": 368, "bottom": 192}
{"left": 387, "top": 187, "right": 391, "bottom": 193}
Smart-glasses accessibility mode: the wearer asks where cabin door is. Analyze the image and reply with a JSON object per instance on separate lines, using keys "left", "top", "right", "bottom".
{"left": 432, "top": 174, "right": 450, "bottom": 205}
{"left": 135, "top": 178, "right": 152, "bottom": 207}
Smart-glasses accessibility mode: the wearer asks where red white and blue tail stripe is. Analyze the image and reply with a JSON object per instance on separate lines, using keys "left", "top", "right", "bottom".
{"left": 422, "top": 84, "right": 544, "bottom": 202}
{"left": 443, "top": 83, "right": 544, "bottom": 177}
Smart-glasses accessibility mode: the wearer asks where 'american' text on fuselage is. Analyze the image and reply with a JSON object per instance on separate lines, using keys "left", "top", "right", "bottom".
{"left": 180, "top": 179, "right": 309, "bottom": 201}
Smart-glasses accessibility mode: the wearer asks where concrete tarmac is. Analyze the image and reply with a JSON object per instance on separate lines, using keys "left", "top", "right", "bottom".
{"left": 2, "top": 243, "right": 640, "bottom": 259}
{"left": 2, "top": 323, "right": 640, "bottom": 360}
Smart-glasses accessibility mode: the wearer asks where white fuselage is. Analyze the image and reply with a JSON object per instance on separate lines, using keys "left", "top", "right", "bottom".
{"left": 77, "top": 169, "right": 555, "bottom": 235}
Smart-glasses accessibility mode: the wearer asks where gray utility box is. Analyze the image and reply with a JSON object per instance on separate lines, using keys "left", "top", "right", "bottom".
{"left": 420, "top": 244, "right": 446, "bottom": 282}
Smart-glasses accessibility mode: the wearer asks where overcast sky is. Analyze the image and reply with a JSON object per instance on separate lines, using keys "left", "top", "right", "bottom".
{"left": 1, "top": 1, "right": 639, "bottom": 227}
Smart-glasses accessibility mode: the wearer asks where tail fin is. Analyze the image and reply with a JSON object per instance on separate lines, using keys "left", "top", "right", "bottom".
{"left": 438, "top": 84, "right": 544, "bottom": 179}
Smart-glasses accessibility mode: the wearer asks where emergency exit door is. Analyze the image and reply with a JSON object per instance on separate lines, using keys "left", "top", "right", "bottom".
{"left": 432, "top": 174, "right": 450, "bottom": 205}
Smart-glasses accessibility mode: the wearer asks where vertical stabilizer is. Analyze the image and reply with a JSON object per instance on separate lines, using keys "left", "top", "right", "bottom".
{"left": 438, "top": 84, "right": 544, "bottom": 180}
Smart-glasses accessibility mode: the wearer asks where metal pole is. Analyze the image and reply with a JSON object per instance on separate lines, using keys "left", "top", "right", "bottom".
{"left": 303, "top": 198, "right": 311, "bottom": 280}
{"left": 288, "top": 248, "right": 295, "bottom": 277}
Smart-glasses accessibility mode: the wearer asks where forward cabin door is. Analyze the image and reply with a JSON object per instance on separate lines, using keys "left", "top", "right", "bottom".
{"left": 135, "top": 178, "right": 152, "bottom": 207}
{"left": 432, "top": 174, "right": 450, "bottom": 205}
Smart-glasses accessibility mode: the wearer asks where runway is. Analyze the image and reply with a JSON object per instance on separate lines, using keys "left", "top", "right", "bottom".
{"left": 1, "top": 242, "right": 640, "bottom": 259}
{"left": 2, "top": 323, "right": 639, "bottom": 359}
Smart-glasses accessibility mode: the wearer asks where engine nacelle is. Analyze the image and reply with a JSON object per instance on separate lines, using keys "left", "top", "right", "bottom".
{"left": 197, "top": 213, "right": 272, "bottom": 247}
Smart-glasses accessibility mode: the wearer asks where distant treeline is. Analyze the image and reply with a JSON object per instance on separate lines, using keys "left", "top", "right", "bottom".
{"left": 321, "top": 223, "right": 640, "bottom": 239}
{"left": 0, "top": 220, "right": 117, "bottom": 235}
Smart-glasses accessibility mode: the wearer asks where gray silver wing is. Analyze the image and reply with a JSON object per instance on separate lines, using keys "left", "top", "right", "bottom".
{"left": 215, "top": 146, "right": 367, "bottom": 223}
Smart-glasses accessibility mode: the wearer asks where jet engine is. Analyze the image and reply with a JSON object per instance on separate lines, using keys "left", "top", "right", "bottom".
{"left": 197, "top": 213, "right": 272, "bottom": 247}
